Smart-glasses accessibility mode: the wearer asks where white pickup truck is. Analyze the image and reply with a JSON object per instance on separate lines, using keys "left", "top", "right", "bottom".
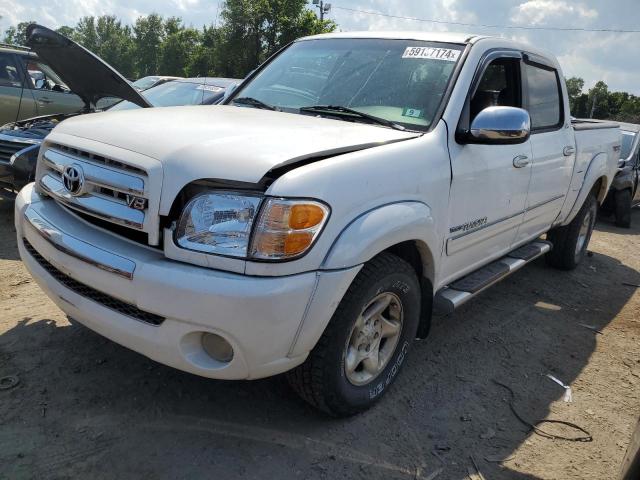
{"left": 15, "top": 32, "right": 620, "bottom": 416}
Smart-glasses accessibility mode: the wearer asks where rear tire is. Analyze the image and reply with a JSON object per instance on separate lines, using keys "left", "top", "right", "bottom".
{"left": 287, "top": 252, "right": 420, "bottom": 417}
{"left": 614, "top": 189, "right": 632, "bottom": 228}
{"left": 546, "top": 194, "right": 597, "bottom": 270}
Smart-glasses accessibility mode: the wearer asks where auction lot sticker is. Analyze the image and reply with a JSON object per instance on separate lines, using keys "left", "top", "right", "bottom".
{"left": 402, "top": 46, "right": 460, "bottom": 62}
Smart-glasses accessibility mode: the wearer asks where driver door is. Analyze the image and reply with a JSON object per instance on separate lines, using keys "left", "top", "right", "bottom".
{"left": 20, "top": 57, "right": 84, "bottom": 115}
{"left": 440, "top": 53, "right": 533, "bottom": 285}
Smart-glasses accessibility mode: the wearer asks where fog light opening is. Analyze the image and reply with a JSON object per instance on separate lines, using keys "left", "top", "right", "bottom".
{"left": 201, "top": 333, "right": 234, "bottom": 363}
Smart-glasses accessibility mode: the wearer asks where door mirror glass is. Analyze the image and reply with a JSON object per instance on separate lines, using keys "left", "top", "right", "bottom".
{"left": 468, "top": 106, "right": 531, "bottom": 145}
{"left": 34, "top": 78, "right": 45, "bottom": 89}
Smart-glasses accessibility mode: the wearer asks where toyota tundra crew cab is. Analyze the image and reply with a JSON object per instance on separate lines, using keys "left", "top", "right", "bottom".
{"left": 15, "top": 32, "right": 620, "bottom": 416}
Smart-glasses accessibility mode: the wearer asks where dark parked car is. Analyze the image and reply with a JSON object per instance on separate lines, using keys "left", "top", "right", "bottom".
{"left": 602, "top": 122, "right": 640, "bottom": 227}
{"left": 0, "top": 24, "right": 239, "bottom": 195}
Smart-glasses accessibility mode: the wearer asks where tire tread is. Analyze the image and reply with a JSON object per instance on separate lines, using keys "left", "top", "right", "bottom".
{"left": 287, "top": 252, "right": 416, "bottom": 416}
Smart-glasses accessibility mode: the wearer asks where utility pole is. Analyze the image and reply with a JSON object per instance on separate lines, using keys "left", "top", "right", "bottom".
{"left": 589, "top": 93, "right": 597, "bottom": 119}
{"left": 312, "top": 0, "right": 331, "bottom": 21}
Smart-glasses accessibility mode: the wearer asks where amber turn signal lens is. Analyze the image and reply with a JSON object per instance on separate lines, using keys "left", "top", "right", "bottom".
{"left": 250, "top": 198, "right": 330, "bottom": 260}
{"left": 284, "top": 231, "right": 314, "bottom": 255}
{"left": 289, "top": 204, "right": 325, "bottom": 229}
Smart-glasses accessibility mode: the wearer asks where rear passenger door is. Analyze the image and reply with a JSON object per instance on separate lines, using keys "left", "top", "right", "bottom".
{"left": 0, "top": 52, "right": 25, "bottom": 125}
{"left": 515, "top": 55, "right": 574, "bottom": 243}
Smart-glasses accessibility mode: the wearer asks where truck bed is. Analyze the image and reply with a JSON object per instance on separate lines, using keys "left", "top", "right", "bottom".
{"left": 556, "top": 119, "right": 621, "bottom": 224}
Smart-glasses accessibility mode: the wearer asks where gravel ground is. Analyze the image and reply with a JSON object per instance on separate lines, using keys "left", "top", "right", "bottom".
{"left": 0, "top": 197, "right": 639, "bottom": 480}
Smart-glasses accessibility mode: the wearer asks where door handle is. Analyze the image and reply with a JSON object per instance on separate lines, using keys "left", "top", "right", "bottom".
{"left": 513, "top": 155, "right": 530, "bottom": 168}
{"left": 38, "top": 97, "right": 53, "bottom": 104}
{"left": 563, "top": 146, "right": 576, "bottom": 156}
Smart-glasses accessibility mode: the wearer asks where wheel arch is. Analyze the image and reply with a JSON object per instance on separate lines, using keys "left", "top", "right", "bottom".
{"left": 321, "top": 201, "right": 438, "bottom": 339}
{"left": 321, "top": 201, "right": 438, "bottom": 285}
{"left": 562, "top": 151, "right": 612, "bottom": 226}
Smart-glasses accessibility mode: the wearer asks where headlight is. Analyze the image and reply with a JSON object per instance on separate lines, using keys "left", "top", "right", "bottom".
{"left": 175, "top": 192, "right": 262, "bottom": 257}
{"left": 174, "top": 192, "right": 330, "bottom": 261}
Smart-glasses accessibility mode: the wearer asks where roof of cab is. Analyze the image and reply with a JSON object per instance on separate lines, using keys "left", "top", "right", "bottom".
{"left": 617, "top": 121, "right": 640, "bottom": 133}
{"left": 299, "top": 31, "right": 485, "bottom": 44}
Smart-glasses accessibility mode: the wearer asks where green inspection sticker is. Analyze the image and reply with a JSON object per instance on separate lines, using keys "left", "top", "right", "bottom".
{"left": 402, "top": 107, "right": 424, "bottom": 119}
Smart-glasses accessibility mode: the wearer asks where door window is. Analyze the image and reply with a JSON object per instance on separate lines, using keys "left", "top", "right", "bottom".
{"left": 470, "top": 58, "right": 522, "bottom": 121}
{"left": 0, "top": 53, "right": 22, "bottom": 88}
{"left": 524, "top": 62, "right": 562, "bottom": 130}
{"left": 22, "top": 58, "right": 70, "bottom": 93}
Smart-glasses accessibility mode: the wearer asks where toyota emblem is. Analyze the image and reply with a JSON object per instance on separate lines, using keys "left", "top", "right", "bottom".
{"left": 62, "top": 164, "right": 85, "bottom": 196}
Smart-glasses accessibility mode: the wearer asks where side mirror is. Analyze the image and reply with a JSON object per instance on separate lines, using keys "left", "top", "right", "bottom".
{"left": 34, "top": 78, "right": 45, "bottom": 89}
{"left": 467, "top": 106, "right": 531, "bottom": 145}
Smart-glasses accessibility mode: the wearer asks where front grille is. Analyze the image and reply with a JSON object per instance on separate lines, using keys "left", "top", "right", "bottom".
{"left": 24, "top": 239, "right": 165, "bottom": 326}
{"left": 37, "top": 142, "right": 159, "bottom": 245}
{"left": 0, "top": 138, "right": 33, "bottom": 162}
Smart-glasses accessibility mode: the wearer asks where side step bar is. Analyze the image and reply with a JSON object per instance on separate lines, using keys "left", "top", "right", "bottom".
{"left": 434, "top": 240, "right": 552, "bottom": 314}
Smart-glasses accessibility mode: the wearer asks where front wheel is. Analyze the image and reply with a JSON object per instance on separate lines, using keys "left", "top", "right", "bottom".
{"left": 287, "top": 252, "right": 420, "bottom": 417}
{"left": 546, "top": 194, "right": 598, "bottom": 270}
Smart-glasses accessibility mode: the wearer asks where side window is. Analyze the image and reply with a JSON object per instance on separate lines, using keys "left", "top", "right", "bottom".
{"left": 470, "top": 58, "right": 521, "bottom": 122}
{"left": 22, "top": 58, "right": 70, "bottom": 92}
{"left": 524, "top": 62, "right": 562, "bottom": 130}
{"left": 0, "top": 53, "right": 22, "bottom": 88}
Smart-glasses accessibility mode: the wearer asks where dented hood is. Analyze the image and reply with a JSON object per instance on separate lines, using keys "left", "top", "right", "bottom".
{"left": 26, "top": 24, "right": 151, "bottom": 109}
{"left": 51, "top": 105, "right": 420, "bottom": 184}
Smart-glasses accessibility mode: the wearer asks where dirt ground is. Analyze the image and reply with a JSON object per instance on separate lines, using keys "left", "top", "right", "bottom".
{"left": 0, "top": 197, "right": 639, "bottom": 480}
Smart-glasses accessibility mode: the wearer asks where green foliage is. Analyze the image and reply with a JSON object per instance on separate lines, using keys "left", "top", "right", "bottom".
{"left": 1, "top": 1, "right": 336, "bottom": 81}
{"left": 566, "top": 77, "right": 640, "bottom": 123}
{"left": 3, "top": 21, "right": 36, "bottom": 45}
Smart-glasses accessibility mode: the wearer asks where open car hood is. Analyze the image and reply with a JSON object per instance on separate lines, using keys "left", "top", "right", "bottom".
{"left": 26, "top": 24, "right": 151, "bottom": 109}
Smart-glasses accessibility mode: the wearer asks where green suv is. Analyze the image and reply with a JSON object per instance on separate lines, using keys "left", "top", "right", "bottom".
{"left": 0, "top": 42, "right": 84, "bottom": 126}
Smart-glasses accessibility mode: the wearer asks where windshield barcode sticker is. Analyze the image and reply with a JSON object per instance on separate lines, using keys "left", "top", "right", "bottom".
{"left": 402, "top": 47, "right": 460, "bottom": 62}
{"left": 197, "top": 85, "right": 224, "bottom": 92}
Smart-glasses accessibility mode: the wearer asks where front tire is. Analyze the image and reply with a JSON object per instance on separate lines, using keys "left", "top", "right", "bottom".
{"left": 614, "top": 189, "right": 632, "bottom": 228}
{"left": 546, "top": 194, "right": 598, "bottom": 270}
{"left": 287, "top": 252, "right": 420, "bottom": 417}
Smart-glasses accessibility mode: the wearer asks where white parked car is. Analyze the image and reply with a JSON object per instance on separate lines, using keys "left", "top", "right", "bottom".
{"left": 15, "top": 32, "right": 620, "bottom": 416}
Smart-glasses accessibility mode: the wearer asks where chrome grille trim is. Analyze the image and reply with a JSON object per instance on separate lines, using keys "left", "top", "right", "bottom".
{"left": 50, "top": 143, "right": 147, "bottom": 176}
{"left": 38, "top": 144, "right": 150, "bottom": 232}
{"left": 40, "top": 174, "right": 145, "bottom": 229}
{"left": 42, "top": 148, "right": 145, "bottom": 196}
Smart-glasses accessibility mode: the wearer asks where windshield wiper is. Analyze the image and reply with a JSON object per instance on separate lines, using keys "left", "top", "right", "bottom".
{"left": 232, "top": 97, "right": 279, "bottom": 111}
{"left": 300, "top": 105, "right": 405, "bottom": 131}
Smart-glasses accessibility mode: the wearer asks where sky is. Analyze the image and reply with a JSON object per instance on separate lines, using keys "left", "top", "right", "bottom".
{"left": 1, "top": 0, "right": 639, "bottom": 95}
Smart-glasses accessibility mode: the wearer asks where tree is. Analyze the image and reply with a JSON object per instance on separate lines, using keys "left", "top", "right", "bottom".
{"left": 74, "top": 16, "right": 99, "bottom": 51}
{"left": 565, "top": 77, "right": 584, "bottom": 115}
{"left": 133, "top": 13, "right": 165, "bottom": 77}
{"left": 3, "top": 21, "right": 36, "bottom": 45}
{"left": 55, "top": 26, "right": 75, "bottom": 38}
{"left": 215, "top": 0, "right": 336, "bottom": 78}
{"left": 588, "top": 80, "right": 610, "bottom": 119}
{"left": 160, "top": 18, "right": 202, "bottom": 76}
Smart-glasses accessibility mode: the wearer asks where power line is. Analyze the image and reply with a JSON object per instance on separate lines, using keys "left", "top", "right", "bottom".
{"left": 333, "top": 6, "right": 640, "bottom": 34}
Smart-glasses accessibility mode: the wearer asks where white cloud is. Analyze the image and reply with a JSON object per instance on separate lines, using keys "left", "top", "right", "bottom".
{"left": 510, "top": 0, "right": 598, "bottom": 25}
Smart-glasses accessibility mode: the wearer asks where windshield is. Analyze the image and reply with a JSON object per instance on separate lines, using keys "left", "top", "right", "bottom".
{"left": 621, "top": 130, "right": 637, "bottom": 160}
{"left": 132, "top": 76, "right": 160, "bottom": 90}
{"left": 109, "top": 80, "right": 225, "bottom": 111}
{"left": 231, "top": 38, "right": 464, "bottom": 131}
